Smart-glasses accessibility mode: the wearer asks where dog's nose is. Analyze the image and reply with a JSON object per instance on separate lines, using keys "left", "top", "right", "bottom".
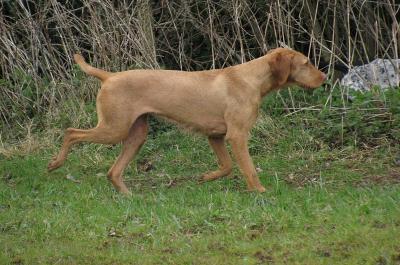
{"left": 321, "top": 73, "right": 327, "bottom": 81}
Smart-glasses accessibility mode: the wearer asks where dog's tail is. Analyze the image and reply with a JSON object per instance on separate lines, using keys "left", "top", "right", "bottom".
{"left": 73, "top": 54, "right": 112, "bottom": 82}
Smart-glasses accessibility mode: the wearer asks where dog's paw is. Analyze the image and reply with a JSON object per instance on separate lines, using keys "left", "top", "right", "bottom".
{"left": 199, "top": 172, "right": 220, "bottom": 184}
{"left": 257, "top": 186, "right": 266, "bottom": 193}
{"left": 120, "top": 189, "right": 132, "bottom": 196}
{"left": 247, "top": 185, "right": 267, "bottom": 193}
{"left": 200, "top": 173, "right": 214, "bottom": 182}
{"left": 47, "top": 158, "right": 62, "bottom": 172}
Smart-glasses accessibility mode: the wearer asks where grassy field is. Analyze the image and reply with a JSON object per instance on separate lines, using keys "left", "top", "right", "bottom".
{"left": 1, "top": 1, "right": 399, "bottom": 263}
{"left": 1, "top": 113, "right": 400, "bottom": 264}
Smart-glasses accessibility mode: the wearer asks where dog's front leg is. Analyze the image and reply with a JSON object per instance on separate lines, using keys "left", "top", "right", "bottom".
{"left": 200, "top": 136, "right": 233, "bottom": 182}
{"left": 227, "top": 132, "right": 266, "bottom": 192}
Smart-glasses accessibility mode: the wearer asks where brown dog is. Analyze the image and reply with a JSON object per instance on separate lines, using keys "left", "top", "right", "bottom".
{"left": 48, "top": 48, "right": 326, "bottom": 194}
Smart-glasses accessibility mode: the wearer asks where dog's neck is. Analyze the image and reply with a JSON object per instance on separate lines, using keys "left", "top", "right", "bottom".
{"left": 231, "top": 55, "right": 289, "bottom": 98}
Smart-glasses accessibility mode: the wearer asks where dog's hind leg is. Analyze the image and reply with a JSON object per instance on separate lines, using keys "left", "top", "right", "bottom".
{"left": 200, "top": 136, "right": 232, "bottom": 182}
{"left": 107, "top": 114, "right": 149, "bottom": 194}
{"left": 47, "top": 121, "right": 130, "bottom": 172}
{"left": 48, "top": 88, "right": 140, "bottom": 173}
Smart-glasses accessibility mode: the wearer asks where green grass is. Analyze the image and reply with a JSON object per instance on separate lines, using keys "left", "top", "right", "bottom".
{"left": 1, "top": 124, "right": 400, "bottom": 265}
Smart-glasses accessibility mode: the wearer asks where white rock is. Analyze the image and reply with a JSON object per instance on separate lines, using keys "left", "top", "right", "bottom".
{"left": 340, "top": 59, "right": 400, "bottom": 91}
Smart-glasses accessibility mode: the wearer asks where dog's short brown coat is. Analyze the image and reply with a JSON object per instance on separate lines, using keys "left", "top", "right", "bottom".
{"left": 48, "top": 48, "right": 326, "bottom": 194}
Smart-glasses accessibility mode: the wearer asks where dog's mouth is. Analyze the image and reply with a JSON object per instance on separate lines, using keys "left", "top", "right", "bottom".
{"left": 297, "top": 80, "right": 325, "bottom": 89}
{"left": 297, "top": 82, "right": 316, "bottom": 89}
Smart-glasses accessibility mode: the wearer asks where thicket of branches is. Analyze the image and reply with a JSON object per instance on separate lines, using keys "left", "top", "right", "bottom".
{"left": 0, "top": 0, "right": 399, "bottom": 132}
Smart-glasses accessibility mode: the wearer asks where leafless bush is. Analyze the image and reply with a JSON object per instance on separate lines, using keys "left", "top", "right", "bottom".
{"left": 0, "top": 0, "right": 399, "bottom": 137}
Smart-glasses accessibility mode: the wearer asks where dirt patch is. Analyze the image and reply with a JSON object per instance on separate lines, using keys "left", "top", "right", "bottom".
{"left": 207, "top": 242, "right": 226, "bottom": 252}
{"left": 126, "top": 172, "right": 195, "bottom": 190}
{"left": 316, "top": 248, "right": 332, "bottom": 258}
{"left": 11, "top": 257, "right": 24, "bottom": 265}
{"left": 284, "top": 167, "right": 400, "bottom": 188}
{"left": 1, "top": 172, "right": 17, "bottom": 187}
{"left": 162, "top": 247, "right": 177, "bottom": 254}
{"left": 281, "top": 147, "right": 400, "bottom": 188}
{"left": 284, "top": 172, "right": 321, "bottom": 187}
{"left": 137, "top": 159, "right": 155, "bottom": 172}
{"left": 355, "top": 168, "right": 400, "bottom": 187}
{"left": 254, "top": 251, "right": 274, "bottom": 264}
{"left": 376, "top": 256, "right": 388, "bottom": 265}
{"left": 391, "top": 252, "right": 400, "bottom": 263}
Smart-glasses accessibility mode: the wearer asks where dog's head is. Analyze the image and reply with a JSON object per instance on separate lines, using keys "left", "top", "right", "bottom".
{"left": 268, "top": 48, "right": 326, "bottom": 89}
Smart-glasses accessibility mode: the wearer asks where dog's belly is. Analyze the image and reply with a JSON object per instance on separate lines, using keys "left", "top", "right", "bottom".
{"left": 187, "top": 120, "right": 227, "bottom": 136}
{"left": 155, "top": 114, "right": 227, "bottom": 136}
{"left": 150, "top": 96, "right": 228, "bottom": 136}
{"left": 200, "top": 120, "right": 227, "bottom": 136}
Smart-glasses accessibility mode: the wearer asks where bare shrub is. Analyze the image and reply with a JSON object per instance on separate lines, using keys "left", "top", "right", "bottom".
{"left": 0, "top": 0, "right": 398, "bottom": 138}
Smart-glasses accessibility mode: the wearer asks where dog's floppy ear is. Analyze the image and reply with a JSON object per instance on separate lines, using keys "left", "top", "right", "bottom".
{"left": 268, "top": 52, "right": 291, "bottom": 86}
